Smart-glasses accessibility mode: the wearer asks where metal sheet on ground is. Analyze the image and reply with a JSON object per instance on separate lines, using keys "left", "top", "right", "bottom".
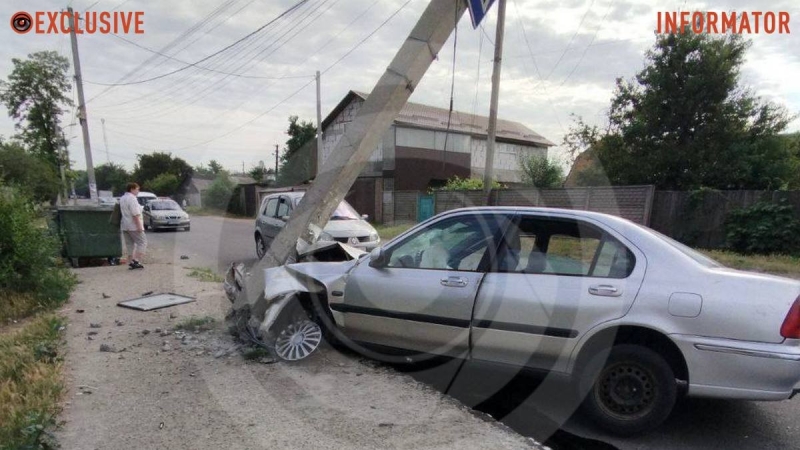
{"left": 117, "top": 293, "right": 195, "bottom": 311}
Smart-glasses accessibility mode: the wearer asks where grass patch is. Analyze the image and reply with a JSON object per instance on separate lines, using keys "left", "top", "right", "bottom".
{"left": 700, "top": 250, "right": 800, "bottom": 278}
{"left": 174, "top": 316, "right": 216, "bottom": 332}
{"left": 374, "top": 223, "right": 414, "bottom": 242}
{"left": 242, "top": 347, "right": 272, "bottom": 361}
{"left": 0, "top": 315, "right": 65, "bottom": 450}
{"left": 186, "top": 267, "right": 224, "bottom": 283}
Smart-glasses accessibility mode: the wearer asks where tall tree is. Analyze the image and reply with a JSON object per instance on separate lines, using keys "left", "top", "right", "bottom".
{"left": 568, "top": 30, "right": 794, "bottom": 190}
{"left": 277, "top": 116, "right": 316, "bottom": 186}
{"left": 0, "top": 51, "right": 72, "bottom": 170}
{"left": 94, "top": 162, "right": 130, "bottom": 195}
{"left": 208, "top": 159, "right": 224, "bottom": 175}
{"left": 518, "top": 154, "right": 565, "bottom": 188}
{"left": 132, "top": 152, "right": 193, "bottom": 193}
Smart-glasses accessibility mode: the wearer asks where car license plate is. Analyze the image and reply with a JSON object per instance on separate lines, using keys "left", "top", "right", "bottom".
{"left": 170, "top": 221, "right": 180, "bottom": 225}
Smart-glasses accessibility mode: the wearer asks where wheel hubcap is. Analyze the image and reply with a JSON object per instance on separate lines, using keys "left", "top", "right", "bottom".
{"left": 275, "top": 320, "right": 322, "bottom": 361}
{"left": 596, "top": 362, "right": 656, "bottom": 419}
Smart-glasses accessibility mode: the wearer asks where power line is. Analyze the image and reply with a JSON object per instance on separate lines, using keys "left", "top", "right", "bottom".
{"left": 83, "top": 0, "right": 309, "bottom": 87}
{"left": 541, "top": 0, "right": 595, "bottom": 83}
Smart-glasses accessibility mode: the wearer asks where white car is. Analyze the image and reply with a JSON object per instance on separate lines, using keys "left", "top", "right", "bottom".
{"left": 143, "top": 199, "right": 190, "bottom": 231}
{"left": 226, "top": 206, "right": 800, "bottom": 435}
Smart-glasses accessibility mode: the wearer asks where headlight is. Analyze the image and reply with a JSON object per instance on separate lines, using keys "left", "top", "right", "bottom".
{"left": 369, "top": 232, "right": 379, "bottom": 242}
{"left": 318, "top": 232, "right": 334, "bottom": 242}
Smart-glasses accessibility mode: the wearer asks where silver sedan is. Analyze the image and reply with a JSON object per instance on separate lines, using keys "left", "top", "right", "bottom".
{"left": 226, "top": 207, "right": 800, "bottom": 435}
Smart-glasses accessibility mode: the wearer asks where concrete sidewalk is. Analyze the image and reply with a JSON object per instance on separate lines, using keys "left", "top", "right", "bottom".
{"left": 56, "top": 262, "right": 539, "bottom": 449}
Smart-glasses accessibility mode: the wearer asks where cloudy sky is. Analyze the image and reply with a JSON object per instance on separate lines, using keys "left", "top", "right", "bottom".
{"left": 1, "top": 0, "right": 798, "bottom": 173}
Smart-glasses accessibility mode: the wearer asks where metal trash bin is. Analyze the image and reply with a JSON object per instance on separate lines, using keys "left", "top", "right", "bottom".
{"left": 54, "top": 205, "right": 122, "bottom": 267}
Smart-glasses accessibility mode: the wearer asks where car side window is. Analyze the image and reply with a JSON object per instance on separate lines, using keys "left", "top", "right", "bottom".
{"left": 277, "top": 198, "right": 291, "bottom": 218}
{"left": 264, "top": 198, "right": 278, "bottom": 217}
{"left": 386, "top": 214, "right": 505, "bottom": 271}
{"left": 494, "top": 216, "right": 633, "bottom": 278}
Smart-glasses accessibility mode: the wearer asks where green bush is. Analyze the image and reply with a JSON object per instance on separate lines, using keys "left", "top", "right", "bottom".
{"left": 440, "top": 176, "right": 502, "bottom": 191}
{"left": 725, "top": 201, "right": 800, "bottom": 255}
{"left": 203, "top": 172, "right": 235, "bottom": 210}
{"left": 0, "top": 184, "right": 75, "bottom": 312}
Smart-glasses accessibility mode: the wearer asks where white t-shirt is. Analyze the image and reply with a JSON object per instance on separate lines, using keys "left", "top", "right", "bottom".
{"left": 120, "top": 192, "right": 142, "bottom": 231}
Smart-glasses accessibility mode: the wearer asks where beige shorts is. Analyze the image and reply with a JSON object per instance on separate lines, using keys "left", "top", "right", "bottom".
{"left": 123, "top": 230, "right": 147, "bottom": 256}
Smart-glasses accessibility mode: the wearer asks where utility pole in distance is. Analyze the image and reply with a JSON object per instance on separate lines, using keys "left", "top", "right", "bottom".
{"left": 274, "top": 144, "right": 279, "bottom": 178}
{"left": 68, "top": 7, "right": 98, "bottom": 202}
{"left": 482, "top": 0, "right": 506, "bottom": 202}
{"left": 316, "top": 70, "right": 323, "bottom": 169}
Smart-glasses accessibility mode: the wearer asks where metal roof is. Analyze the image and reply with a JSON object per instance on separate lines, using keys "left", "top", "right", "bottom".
{"left": 322, "top": 91, "right": 555, "bottom": 147}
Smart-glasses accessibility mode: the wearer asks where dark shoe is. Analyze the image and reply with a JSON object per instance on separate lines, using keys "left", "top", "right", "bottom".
{"left": 129, "top": 261, "right": 144, "bottom": 270}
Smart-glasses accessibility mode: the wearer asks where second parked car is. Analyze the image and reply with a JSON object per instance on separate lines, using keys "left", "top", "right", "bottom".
{"left": 143, "top": 199, "right": 190, "bottom": 231}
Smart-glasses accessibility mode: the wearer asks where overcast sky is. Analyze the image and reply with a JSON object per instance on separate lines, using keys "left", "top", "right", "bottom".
{"left": 1, "top": 0, "right": 798, "bottom": 173}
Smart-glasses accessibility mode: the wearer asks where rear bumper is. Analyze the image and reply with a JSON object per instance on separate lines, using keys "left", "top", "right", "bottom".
{"left": 672, "top": 334, "right": 800, "bottom": 400}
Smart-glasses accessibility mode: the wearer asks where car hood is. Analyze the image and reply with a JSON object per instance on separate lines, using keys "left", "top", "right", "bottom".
{"left": 323, "top": 219, "right": 376, "bottom": 237}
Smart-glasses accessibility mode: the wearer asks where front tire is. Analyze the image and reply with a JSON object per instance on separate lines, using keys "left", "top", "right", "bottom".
{"left": 579, "top": 344, "right": 676, "bottom": 436}
{"left": 255, "top": 234, "right": 267, "bottom": 259}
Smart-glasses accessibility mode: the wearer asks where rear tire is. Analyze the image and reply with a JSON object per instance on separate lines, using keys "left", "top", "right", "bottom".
{"left": 255, "top": 235, "right": 266, "bottom": 259}
{"left": 579, "top": 344, "right": 676, "bottom": 436}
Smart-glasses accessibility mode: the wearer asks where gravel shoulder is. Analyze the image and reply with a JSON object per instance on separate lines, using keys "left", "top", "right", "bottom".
{"left": 56, "top": 260, "right": 540, "bottom": 449}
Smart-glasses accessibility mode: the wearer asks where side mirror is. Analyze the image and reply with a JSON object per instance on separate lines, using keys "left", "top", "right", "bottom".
{"left": 368, "top": 247, "right": 387, "bottom": 268}
{"left": 361, "top": 214, "right": 369, "bottom": 221}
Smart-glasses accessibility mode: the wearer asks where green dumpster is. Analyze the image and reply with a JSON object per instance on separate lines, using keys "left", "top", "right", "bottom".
{"left": 55, "top": 205, "right": 122, "bottom": 267}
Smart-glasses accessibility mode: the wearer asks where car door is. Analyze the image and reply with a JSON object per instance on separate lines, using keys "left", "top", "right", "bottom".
{"left": 257, "top": 197, "right": 279, "bottom": 242}
{"left": 336, "top": 212, "right": 510, "bottom": 357}
{"left": 471, "top": 213, "right": 646, "bottom": 373}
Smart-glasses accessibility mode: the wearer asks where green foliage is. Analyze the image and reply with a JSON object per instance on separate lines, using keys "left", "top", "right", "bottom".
{"left": 207, "top": 160, "right": 223, "bottom": 175}
{"left": 132, "top": 152, "right": 193, "bottom": 194}
{"left": 173, "top": 315, "right": 216, "bottom": 331}
{"left": 568, "top": 30, "right": 794, "bottom": 190}
{"left": 440, "top": 176, "right": 502, "bottom": 191}
{"left": 147, "top": 173, "right": 179, "bottom": 197}
{"left": 0, "top": 142, "right": 60, "bottom": 202}
{"left": 518, "top": 154, "right": 564, "bottom": 188}
{"left": 193, "top": 164, "right": 215, "bottom": 178}
{"left": 93, "top": 163, "right": 130, "bottom": 196}
{"left": 0, "top": 51, "right": 72, "bottom": 171}
{"left": 725, "top": 202, "right": 800, "bottom": 255}
{"left": 0, "top": 185, "right": 75, "bottom": 308}
{"left": 248, "top": 165, "right": 273, "bottom": 183}
{"left": 203, "top": 172, "right": 235, "bottom": 210}
{"left": 277, "top": 116, "right": 316, "bottom": 187}
{"left": 70, "top": 170, "right": 88, "bottom": 198}
{"left": 0, "top": 315, "right": 65, "bottom": 450}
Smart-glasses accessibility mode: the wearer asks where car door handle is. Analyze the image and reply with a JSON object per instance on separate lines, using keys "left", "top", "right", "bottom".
{"left": 441, "top": 276, "right": 468, "bottom": 288}
{"left": 589, "top": 284, "right": 622, "bottom": 297}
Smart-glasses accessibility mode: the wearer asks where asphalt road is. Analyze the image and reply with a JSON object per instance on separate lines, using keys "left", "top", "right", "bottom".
{"left": 147, "top": 215, "right": 800, "bottom": 450}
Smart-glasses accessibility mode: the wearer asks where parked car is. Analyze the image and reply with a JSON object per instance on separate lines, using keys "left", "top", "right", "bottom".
{"left": 143, "top": 199, "right": 190, "bottom": 231}
{"left": 227, "top": 206, "right": 800, "bottom": 435}
{"left": 98, "top": 197, "right": 118, "bottom": 206}
{"left": 254, "top": 191, "right": 380, "bottom": 258}
{"left": 136, "top": 191, "right": 157, "bottom": 206}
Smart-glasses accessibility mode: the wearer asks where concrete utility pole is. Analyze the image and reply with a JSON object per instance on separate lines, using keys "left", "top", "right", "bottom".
{"left": 101, "top": 118, "right": 110, "bottom": 163}
{"left": 231, "top": 0, "right": 469, "bottom": 315}
{"left": 482, "top": 0, "right": 506, "bottom": 201}
{"left": 68, "top": 7, "right": 98, "bottom": 202}
{"left": 316, "top": 70, "right": 323, "bottom": 166}
{"left": 274, "top": 144, "right": 279, "bottom": 177}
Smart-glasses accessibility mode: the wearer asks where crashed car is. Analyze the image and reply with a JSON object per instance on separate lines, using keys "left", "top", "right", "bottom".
{"left": 225, "top": 206, "right": 800, "bottom": 435}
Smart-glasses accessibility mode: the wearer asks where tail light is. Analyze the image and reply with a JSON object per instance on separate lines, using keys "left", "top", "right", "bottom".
{"left": 780, "top": 296, "right": 800, "bottom": 339}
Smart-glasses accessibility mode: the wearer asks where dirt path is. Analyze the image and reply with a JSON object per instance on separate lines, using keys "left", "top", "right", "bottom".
{"left": 56, "top": 261, "right": 540, "bottom": 450}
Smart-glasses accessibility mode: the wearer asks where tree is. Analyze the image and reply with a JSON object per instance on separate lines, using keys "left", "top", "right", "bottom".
{"left": 0, "top": 141, "right": 60, "bottom": 201}
{"left": 203, "top": 171, "right": 235, "bottom": 210}
{"left": 440, "top": 176, "right": 502, "bottom": 191}
{"left": 208, "top": 159, "right": 224, "bottom": 175}
{"left": 194, "top": 164, "right": 214, "bottom": 178}
{"left": 148, "top": 173, "right": 180, "bottom": 196}
{"left": 132, "top": 152, "right": 193, "bottom": 193}
{"left": 94, "top": 162, "right": 130, "bottom": 195}
{"left": 0, "top": 51, "right": 72, "bottom": 170}
{"left": 248, "top": 165, "right": 268, "bottom": 183}
{"left": 568, "top": 29, "right": 794, "bottom": 190}
{"left": 277, "top": 115, "right": 316, "bottom": 186}
{"left": 518, "top": 154, "right": 564, "bottom": 188}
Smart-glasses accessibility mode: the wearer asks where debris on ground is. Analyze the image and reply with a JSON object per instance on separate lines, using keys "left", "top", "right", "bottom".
{"left": 115, "top": 319, "right": 124, "bottom": 326}
{"left": 180, "top": 255, "right": 189, "bottom": 260}
{"left": 99, "top": 344, "right": 118, "bottom": 353}
{"left": 89, "top": 323, "right": 102, "bottom": 329}
{"left": 102, "top": 293, "right": 111, "bottom": 299}
{"left": 76, "top": 309, "right": 84, "bottom": 313}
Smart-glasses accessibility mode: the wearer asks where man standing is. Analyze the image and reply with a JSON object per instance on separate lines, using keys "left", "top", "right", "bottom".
{"left": 120, "top": 182, "right": 147, "bottom": 269}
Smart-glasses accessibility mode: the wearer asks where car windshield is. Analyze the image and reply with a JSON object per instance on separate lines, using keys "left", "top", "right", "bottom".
{"left": 293, "top": 196, "right": 360, "bottom": 220}
{"left": 149, "top": 200, "right": 181, "bottom": 211}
